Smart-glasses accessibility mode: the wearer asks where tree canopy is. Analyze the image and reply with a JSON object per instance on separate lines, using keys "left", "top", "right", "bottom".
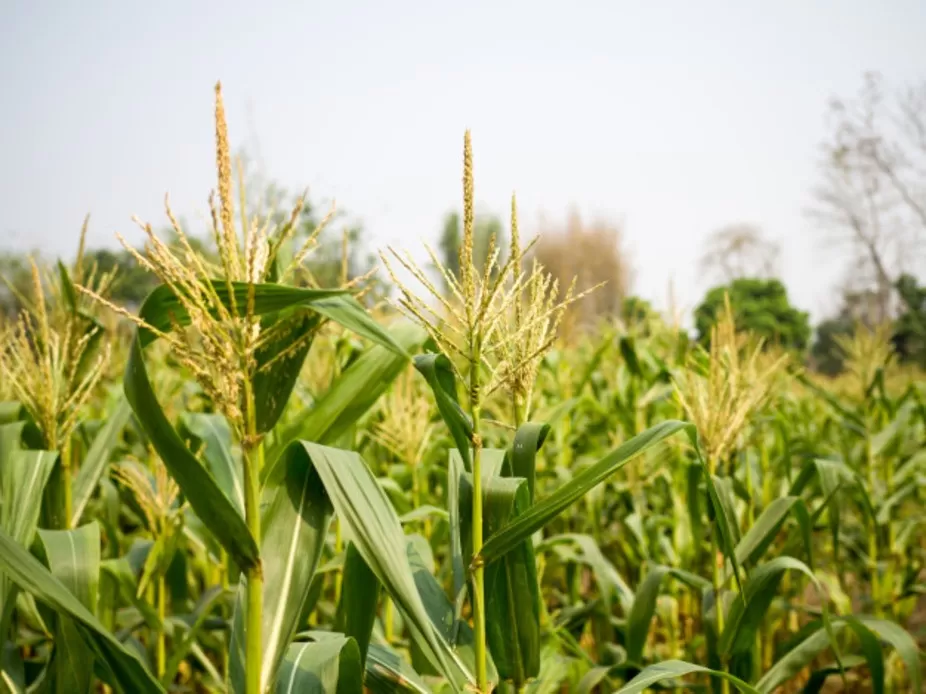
{"left": 694, "top": 278, "right": 811, "bottom": 351}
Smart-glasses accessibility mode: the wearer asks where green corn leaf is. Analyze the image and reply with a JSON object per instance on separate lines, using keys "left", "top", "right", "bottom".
{"left": 71, "top": 396, "right": 133, "bottom": 527}
{"left": 855, "top": 617, "right": 921, "bottom": 693}
{"left": 335, "top": 542, "right": 380, "bottom": 670}
{"left": 136, "top": 282, "right": 405, "bottom": 357}
{"left": 99, "top": 553, "right": 161, "bottom": 631}
{"left": 179, "top": 412, "right": 245, "bottom": 516}
{"left": 733, "top": 496, "right": 814, "bottom": 569}
{"left": 626, "top": 564, "right": 711, "bottom": 665}
{"left": 0, "top": 402, "right": 24, "bottom": 426}
{"left": 538, "top": 534, "right": 636, "bottom": 615}
{"left": 406, "top": 538, "right": 495, "bottom": 683}
{"left": 126, "top": 283, "right": 407, "bottom": 572}
{"left": 270, "top": 322, "right": 424, "bottom": 459}
{"left": 162, "top": 585, "right": 227, "bottom": 685}
{"left": 228, "top": 442, "right": 335, "bottom": 694}
{"left": 292, "top": 441, "right": 475, "bottom": 690}
{"left": 0, "top": 449, "right": 57, "bottom": 638}
{"left": 799, "top": 656, "right": 866, "bottom": 694}
{"left": 755, "top": 614, "right": 917, "bottom": 694}
{"left": 124, "top": 332, "right": 258, "bottom": 571}
{"left": 720, "top": 556, "right": 838, "bottom": 663}
{"left": 478, "top": 420, "right": 687, "bottom": 565}
{"left": 38, "top": 523, "right": 101, "bottom": 694}
{"left": 252, "top": 312, "right": 324, "bottom": 433}
{"left": 0, "top": 526, "right": 164, "bottom": 693}
{"left": 414, "top": 353, "right": 472, "bottom": 469}
{"left": 365, "top": 643, "right": 432, "bottom": 694}
{"left": 839, "top": 618, "right": 885, "bottom": 694}
{"left": 619, "top": 336, "right": 642, "bottom": 377}
{"left": 613, "top": 659, "right": 758, "bottom": 694}
{"left": 481, "top": 477, "right": 540, "bottom": 685}
{"left": 273, "top": 635, "right": 362, "bottom": 694}
{"left": 502, "top": 422, "right": 550, "bottom": 503}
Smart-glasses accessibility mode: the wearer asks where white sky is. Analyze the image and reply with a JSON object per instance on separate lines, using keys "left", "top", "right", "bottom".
{"left": 1, "top": 1, "right": 924, "bottom": 321}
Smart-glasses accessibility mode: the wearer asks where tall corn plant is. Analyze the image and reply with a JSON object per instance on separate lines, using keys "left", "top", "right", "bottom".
{"left": 0, "top": 84, "right": 417, "bottom": 694}
{"left": 381, "top": 131, "right": 688, "bottom": 692}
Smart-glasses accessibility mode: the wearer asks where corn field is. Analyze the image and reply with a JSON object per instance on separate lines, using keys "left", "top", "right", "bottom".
{"left": 0, "top": 85, "right": 923, "bottom": 694}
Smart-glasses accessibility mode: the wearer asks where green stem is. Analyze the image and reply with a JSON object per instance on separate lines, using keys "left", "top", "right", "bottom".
{"left": 470, "top": 339, "right": 488, "bottom": 692}
{"left": 865, "top": 417, "right": 881, "bottom": 617}
{"left": 384, "top": 597, "right": 395, "bottom": 643}
{"left": 156, "top": 572, "right": 166, "bottom": 678}
{"left": 708, "top": 455, "right": 730, "bottom": 694}
{"left": 220, "top": 547, "right": 230, "bottom": 679}
{"left": 243, "top": 382, "right": 264, "bottom": 694}
{"left": 334, "top": 519, "right": 343, "bottom": 606}
{"left": 62, "top": 439, "right": 73, "bottom": 529}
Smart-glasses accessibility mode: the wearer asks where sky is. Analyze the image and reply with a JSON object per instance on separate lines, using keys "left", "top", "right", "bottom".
{"left": 1, "top": 1, "right": 924, "bottom": 322}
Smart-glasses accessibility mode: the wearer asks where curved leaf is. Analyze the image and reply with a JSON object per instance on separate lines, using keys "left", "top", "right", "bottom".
{"left": 502, "top": 422, "right": 550, "bottom": 503}
{"left": 288, "top": 441, "right": 474, "bottom": 689}
{"left": 124, "top": 332, "right": 258, "bottom": 571}
{"left": 365, "top": 643, "right": 431, "bottom": 694}
{"left": 720, "top": 557, "right": 836, "bottom": 663}
{"left": 38, "top": 523, "right": 101, "bottom": 694}
{"left": 413, "top": 353, "right": 472, "bottom": 469}
{"left": 479, "top": 420, "right": 687, "bottom": 565}
{"left": 273, "top": 635, "right": 362, "bottom": 694}
{"left": 614, "top": 659, "right": 758, "bottom": 694}
{"left": 0, "top": 527, "right": 164, "bottom": 693}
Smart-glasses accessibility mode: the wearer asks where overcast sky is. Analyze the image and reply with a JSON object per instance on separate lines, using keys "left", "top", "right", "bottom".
{"left": 1, "top": 1, "right": 924, "bottom": 321}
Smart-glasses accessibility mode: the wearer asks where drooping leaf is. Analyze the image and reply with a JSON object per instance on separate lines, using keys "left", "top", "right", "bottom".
{"left": 252, "top": 312, "right": 324, "bottom": 434}
{"left": 413, "top": 353, "right": 472, "bottom": 469}
{"left": 502, "top": 422, "right": 550, "bottom": 503}
{"left": 720, "top": 556, "right": 837, "bottom": 665}
{"left": 38, "top": 523, "right": 101, "bottom": 694}
{"left": 613, "top": 659, "right": 758, "bottom": 694}
{"left": 0, "top": 527, "right": 164, "bottom": 693}
{"left": 124, "top": 332, "right": 258, "bottom": 571}
{"left": 0, "top": 449, "right": 57, "bottom": 638}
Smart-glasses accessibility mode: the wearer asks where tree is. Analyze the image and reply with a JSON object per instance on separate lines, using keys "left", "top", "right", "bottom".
{"left": 808, "top": 72, "right": 926, "bottom": 322}
{"left": 699, "top": 223, "right": 780, "bottom": 284}
{"left": 531, "top": 209, "right": 633, "bottom": 327}
{"left": 893, "top": 273, "right": 926, "bottom": 367}
{"left": 694, "top": 278, "right": 811, "bottom": 351}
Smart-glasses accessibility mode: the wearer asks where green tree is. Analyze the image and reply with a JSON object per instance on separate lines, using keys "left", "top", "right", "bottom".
{"left": 893, "top": 273, "right": 926, "bottom": 367}
{"left": 811, "top": 314, "right": 855, "bottom": 375}
{"left": 694, "top": 278, "right": 811, "bottom": 351}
